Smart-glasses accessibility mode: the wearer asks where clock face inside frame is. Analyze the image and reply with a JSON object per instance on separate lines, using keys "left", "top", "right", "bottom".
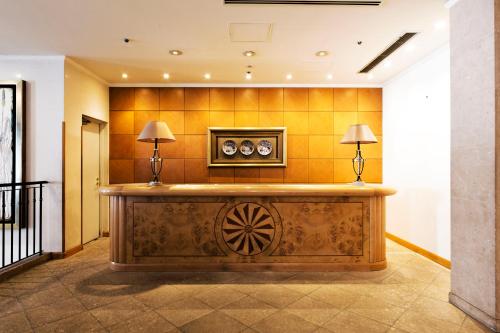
{"left": 208, "top": 127, "right": 287, "bottom": 167}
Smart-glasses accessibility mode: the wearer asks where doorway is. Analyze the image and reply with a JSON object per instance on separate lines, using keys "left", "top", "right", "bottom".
{"left": 81, "top": 118, "right": 101, "bottom": 244}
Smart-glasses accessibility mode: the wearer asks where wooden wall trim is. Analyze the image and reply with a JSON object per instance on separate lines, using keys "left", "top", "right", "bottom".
{"left": 386, "top": 232, "right": 451, "bottom": 269}
{"left": 62, "top": 121, "right": 66, "bottom": 253}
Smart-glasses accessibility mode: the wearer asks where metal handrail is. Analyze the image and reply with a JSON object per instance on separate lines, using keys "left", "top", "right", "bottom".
{"left": 0, "top": 181, "right": 48, "bottom": 188}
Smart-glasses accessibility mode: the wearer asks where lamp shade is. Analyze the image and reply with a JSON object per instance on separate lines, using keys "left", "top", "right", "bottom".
{"left": 340, "top": 124, "right": 378, "bottom": 144}
{"left": 137, "top": 121, "right": 176, "bottom": 143}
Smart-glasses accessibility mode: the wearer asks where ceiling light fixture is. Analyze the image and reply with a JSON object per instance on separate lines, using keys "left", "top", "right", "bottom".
{"left": 326, "top": 73, "right": 333, "bottom": 80}
{"left": 367, "top": 73, "right": 374, "bottom": 80}
{"left": 245, "top": 71, "right": 252, "bottom": 80}
{"left": 243, "top": 50, "right": 256, "bottom": 57}
{"left": 316, "top": 51, "right": 329, "bottom": 57}
{"left": 15, "top": 73, "right": 22, "bottom": 79}
{"left": 163, "top": 73, "right": 170, "bottom": 80}
{"left": 169, "top": 50, "right": 183, "bottom": 56}
{"left": 405, "top": 42, "right": 416, "bottom": 52}
{"left": 122, "top": 73, "right": 128, "bottom": 79}
{"left": 383, "top": 60, "right": 392, "bottom": 68}
{"left": 286, "top": 73, "right": 293, "bottom": 80}
{"left": 204, "top": 73, "right": 211, "bottom": 80}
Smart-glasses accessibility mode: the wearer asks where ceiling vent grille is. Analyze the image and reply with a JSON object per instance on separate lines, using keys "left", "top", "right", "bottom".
{"left": 225, "top": 0, "right": 382, "bottom": 5}
{"left": 358, "top": 32, "right": 417, "bottom": 73}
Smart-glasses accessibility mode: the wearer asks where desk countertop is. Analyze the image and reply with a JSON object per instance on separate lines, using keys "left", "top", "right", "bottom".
{"left": 99, "top": 183, "right": 396, "bottom": 197}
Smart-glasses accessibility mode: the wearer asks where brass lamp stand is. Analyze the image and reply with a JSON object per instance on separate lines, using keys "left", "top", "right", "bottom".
{"left": 137, "top": 121, "right": 176, "bottom": 186}
{"left": 340, "top": 124, "right": 378, "bottom": 186}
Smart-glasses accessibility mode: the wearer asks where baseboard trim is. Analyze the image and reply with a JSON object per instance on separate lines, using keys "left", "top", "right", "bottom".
{"left": 102, "top": 231, "right": 109, "bottom": 237}
{"left": 449, "top": 292, "right": 499, "bottom": 332}
{"left": 385, "top": 232, "right": 451, "bottom": 269}
{"left": 0, "top": 253, "right": 51, "bottom": 282}
{"left": 51, "top": 244, "right": 83, "bottom": 259}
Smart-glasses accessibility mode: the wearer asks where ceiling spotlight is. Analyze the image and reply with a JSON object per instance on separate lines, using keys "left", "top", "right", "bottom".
{"left": 121, "top": 73, "right": 128, "bottom": 79}
{"left": 405, "top": 42, "right": 416, "bottom": 52}
{"left": 243, "top": 50, "right": 256, "bottom": 57}
{"left": 367, "top": 73, "right": 374, "bottom": 80}
{"left": 15, "top": 73, "right": 22, "bottom": 79}
{"left": 434, "top": 20, "right": 446, "bottom": 30}
{"left": 315, "top": 51, "right": 329, "bottom": 57}
{"left": 286, "top": 73, "right": 293, "bottom": 80}
{"left": 163, "top": 73, "right": 170, "bottom": 80}
{"left": 169, "top": 50, "right": 183, "bottom": 56}
{"left": 204, "top": 73, "right": 211, "bottom": 80}
{"left": 383, "top": 60, "right": 392, "bottom": 68}
{"left": 326, "top": 73, "right": 333, "bottom": 80}
{"left": 245, "top": 71, "right": 252, "bottom": 80}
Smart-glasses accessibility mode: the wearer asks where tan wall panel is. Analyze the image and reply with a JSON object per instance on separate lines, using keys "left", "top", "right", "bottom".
{"left": 109, "top": 87, "right": 383, "bottom": 184}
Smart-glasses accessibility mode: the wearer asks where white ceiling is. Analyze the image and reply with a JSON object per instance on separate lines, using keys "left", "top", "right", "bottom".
{"left": 0, "top": 0, "right": 449, "bottom": 85}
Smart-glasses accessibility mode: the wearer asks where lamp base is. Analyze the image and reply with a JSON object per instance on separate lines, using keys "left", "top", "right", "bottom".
{"left": 148, "top": 181, "right": 163, "bottom": 186}
{"left": 351, "top": 181, "right": 365, "bottom": 186}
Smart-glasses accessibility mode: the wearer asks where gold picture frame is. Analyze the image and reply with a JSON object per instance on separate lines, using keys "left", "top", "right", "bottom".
{"left": 207, "top": 127, "right": 287, "bottom": 167}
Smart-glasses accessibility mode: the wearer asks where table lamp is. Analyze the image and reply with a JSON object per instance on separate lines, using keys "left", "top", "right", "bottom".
{"left": 340, "top": 124, "right": 378, "bottom": 186}
{"left": 137, "top": 121, "right": 176, "bottom": 186}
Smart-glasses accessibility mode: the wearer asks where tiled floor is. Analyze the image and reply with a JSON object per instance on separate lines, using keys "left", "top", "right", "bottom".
{"left": 0, "top": 238, "right": 491, "bottom": 333}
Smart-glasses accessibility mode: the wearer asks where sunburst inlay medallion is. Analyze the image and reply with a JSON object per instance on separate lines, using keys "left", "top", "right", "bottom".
{"left": 222, "top": 203, "right": 275, "bottom": 256}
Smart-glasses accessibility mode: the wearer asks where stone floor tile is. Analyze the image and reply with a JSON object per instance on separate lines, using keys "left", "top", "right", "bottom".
{"left": 180, "top": 310, "right": 248, "bottom": 333}
{"left": 283, "top": 272, "right": 347, "bottom": 284}
{"left": 220, "top": 295, "right": 278, "bottom": 326}
{"left": 89, "top": 297, "right": 149, "bottom": 328}
{"left": 156, "top": 297, "right": 214, "bottom": 327}
{"left": 394, "top": 309, "right": 461, "bottom": 333}
{"left": 345, "top": 295, "right": 406, "bottom": 325}
{"left": 0, "top": 295, "right": 24, "bottom": 317}
{"left": 0, "top": 311, "right": 33, "bottom": 333}
{"left": 233, "top": 272, "right": 297, "bottom": 284}
{"left": 66, "top": 283, "right": 138, "bottom": 310}
{"left": 172, "top": 283, "right": 218, "bottom": 297}
{"left": 247, "top": 285, "right": 305, "bottom": 308}
{"left": 420, "top": 283, "right": 450, "bottom": 302}
{"left": 18, "top": 284, "right": 73, "bottom": 310}
{"left": 107, "top": 310, "right": 177, "bottom": 333}
{"left": 383, "top": 266, "right": 438, "bottom": 284}
{"left": 308, "top": 285, "right": 361, "bottom": 309}
{"left": 285, "top": 295, "right": 340, "bottom": 326}
{"left": 194, "top": 285, "right": 247, "bottom": 309}
{"left": 133, "top": 284, "right": 188, "bottom": 309}
{"left": 321, "top": 310, "right": 390, "bottom": 333}
{"left": 252, "top": 310, "right": 319, "bottom": 333}
{"left": 411, "top": 296, "right": 466, "bottom": 326}
{"left": 25, "top": 297, "right": 86, "bottom": 328}
{"left": 367, "top": 283, "right": 425, "bottom": 308}
{"left": 459, "top": 316, "right": 492, "bottom": 333}
{"left": 34, "top": 311, "right": 105, "bottom": 333}
{"left": 281, "top": 283, "right": 322, "bottom": 295}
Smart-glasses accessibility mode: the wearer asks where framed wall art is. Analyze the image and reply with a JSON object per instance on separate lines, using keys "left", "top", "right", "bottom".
{"left": 208, "top": 127, "right": 287, "bottom": 167}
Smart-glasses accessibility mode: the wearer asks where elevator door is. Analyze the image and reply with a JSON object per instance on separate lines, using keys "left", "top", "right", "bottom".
{"left": 82, "top": 121, "right": 100, "bottom": 244}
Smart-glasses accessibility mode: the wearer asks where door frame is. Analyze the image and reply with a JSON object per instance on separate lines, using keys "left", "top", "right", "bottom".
{"left": 81, "top": 115, "right": 107, "bottom": 245}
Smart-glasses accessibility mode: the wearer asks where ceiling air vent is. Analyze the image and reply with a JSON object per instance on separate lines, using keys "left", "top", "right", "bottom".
{"left": 358, "top": 32, "right": 417, "bottom": 73}
{"left": 225, "top": 0, "right": 382, "bottom": 5}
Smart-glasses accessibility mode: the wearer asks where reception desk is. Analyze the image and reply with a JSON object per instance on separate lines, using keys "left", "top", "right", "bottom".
{"left": 99, "top": 184, "right": 396, "bottom": 272}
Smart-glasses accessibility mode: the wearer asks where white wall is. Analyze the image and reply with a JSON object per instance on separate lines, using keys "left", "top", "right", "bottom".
{"left": 383, "top": 45, "right": 451, "bottom": 260}
{"left": 0, "top": 56, "right": 65, "bottom": 252}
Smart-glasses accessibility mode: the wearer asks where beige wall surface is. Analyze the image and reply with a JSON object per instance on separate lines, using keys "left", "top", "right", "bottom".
{"left": 109, "top": 87, "right": 383, "bottom": 185}
{"left": 450, "top": 0, "right": 499, "bottom": 330}
{"left": 64, "top": 59, "right": 109, "bottom": 251}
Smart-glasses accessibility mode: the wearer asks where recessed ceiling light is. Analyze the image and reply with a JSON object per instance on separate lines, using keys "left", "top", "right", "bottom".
{"left": 434, "top": 20, "right": 446, "bottom": 30}
{"left": 326, "top": 73, "right": 333, "bottom": 80}
{"left": 163, "top": 73, "right": 170, "bottom": 80}
{"left": 243, "top": 50, "right": 256, "bottom": 57}
{"left": 121, "top": 73, "right": 128, "bottom": 79}
{"left": 169, "top": 50, "right": 183, "bottom": 56}
{"left": 315, "top": 51, "right": 329, "bottom": 57}
{"left": 245, "top": 71, "right": 252, "bottom": 80}
{"left": 383, "top": 60, "right": 392, "bottom": 68}
{"left": 15, "top": 73, "right": 22, "bottom": 79}
{"left": 286, "top": 73, "right": 293, "bottom": 80}
{"left": 367, "top": 73, "right": 374, "bottom": 80}
{"left": 204, "top": 73, "right": 211, "bottom": 80}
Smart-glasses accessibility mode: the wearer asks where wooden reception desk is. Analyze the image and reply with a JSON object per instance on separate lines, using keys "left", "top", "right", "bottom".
{"left": 100, "top": 184, "right": 396, "bottom": 272}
